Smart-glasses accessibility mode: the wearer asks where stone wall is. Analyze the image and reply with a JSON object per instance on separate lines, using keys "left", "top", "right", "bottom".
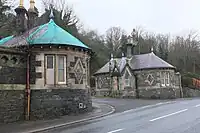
{"left": 138, "top": 87, "right": 181, "bottom": 99}
{"left": 0, "top": 51, "right": 27, "bottom": 84}
{"left": 95, "top": 73, "right": 111, "bottom": 96}
{"left": 30, "top": 89, "right": 92, "bottom": 120}
{"left": 94, "top": 68, "right": 182, "bottom": 99}
{"left": 95, "top": 69, "right": 136, "bottom": 98}
{"left": 182, "top": 87, "right": 200, "bottom": 97}
{"left": 29, "top": 47, "right": 92, "bottom": 120}
{"left": 135, "top": 69, "right": 182, "bottom": 99}
{"left": 120, "top": 67, "right": 136, "bottom": 98}
{"left": 0, "top": 89, "right": 25, "bottom": 123}
{"left": 0, "top": 47, "right": 27, "bottom": 123}
{"left": 0, "top": 46, "right": 92, "bottom": 123}
{"left": 95, "top": 74, "right": 110, "bottom": 90}
{"left": 135, "top": 69, "right": 175, "bottom": 88}
{"left": 30, "top": 54, "right": 36, "bottom": 84}
{"left": 30, "top": 47, "right": 90, "bottom": 89}
{"left": 0, "top": 88, "right": 92, "bottom": 123}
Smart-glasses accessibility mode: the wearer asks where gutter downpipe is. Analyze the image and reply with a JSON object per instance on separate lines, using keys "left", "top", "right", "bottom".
{"left": 26, "top": 51, "right": 31, "bottom": 120}
{"left": 26, "top": 10, "right": 31, "bottom": 120}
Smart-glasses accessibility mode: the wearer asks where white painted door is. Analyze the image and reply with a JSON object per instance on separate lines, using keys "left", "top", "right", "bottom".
{"left": 46, "top": 55, "right": 55, "bottom": 85}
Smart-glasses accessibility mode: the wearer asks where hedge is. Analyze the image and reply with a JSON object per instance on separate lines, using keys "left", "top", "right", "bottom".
{"left": 182, "top": 72, "right": 200, "bottom": 89}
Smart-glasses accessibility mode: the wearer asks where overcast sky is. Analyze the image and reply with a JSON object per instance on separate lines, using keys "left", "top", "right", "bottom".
{"left": 21, "top": 0, "right": 200, "bottom": 36}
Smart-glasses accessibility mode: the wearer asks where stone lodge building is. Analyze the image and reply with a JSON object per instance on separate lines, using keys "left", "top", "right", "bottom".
{"left": 94, "top": 44, "right": 182, "bottom": 99}
{"left": 0, "top": 0, "right": 92, "bottom": 123}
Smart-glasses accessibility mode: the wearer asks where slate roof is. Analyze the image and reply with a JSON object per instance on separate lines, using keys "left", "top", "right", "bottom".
{"left": 129, "top": 52, "right": 175, "bottom": 70}
{"left": 94, "top": 58, "right": 124, "bottom": 75}
{"left": 0, "top": 19, "right": 89, "bottom": 49}
{"left": 2, "top": 27, "right": 39, "bottom": 47}
{"left": 94, "top": 52, "right": 175, "bottom": 75}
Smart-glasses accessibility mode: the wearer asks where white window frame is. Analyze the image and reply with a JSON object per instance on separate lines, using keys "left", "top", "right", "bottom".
{"left": 160, "top": 72, "right": 165, "bottom": 86}
{"left": 165, "top": 72, "right": 170, "bottom": 86}
{"left": 160, "top": 72, "right": 170, "bottom": 87}
{"left": 57, "top": 55, "right": 67, "bottom": 85}
{"left": 45, "top": 55, "right": 55, "bottom": 85}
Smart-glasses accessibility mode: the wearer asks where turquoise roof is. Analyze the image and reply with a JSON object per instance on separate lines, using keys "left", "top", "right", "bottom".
{"left": 0, "top": 35, "right": 14, "bottom": 45}
{"left": 27, "top": 19, "right": 89, "bottom": 49}
{"left": 0, "top": 19, "right": 89, "bottom": 49}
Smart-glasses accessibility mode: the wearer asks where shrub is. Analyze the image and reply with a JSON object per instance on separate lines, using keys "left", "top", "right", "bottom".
{"left": 182, "top": 76, "right": 192, "bottom": 87}
{"left": 182, "top": 72, "right": 200, "bottom": 89}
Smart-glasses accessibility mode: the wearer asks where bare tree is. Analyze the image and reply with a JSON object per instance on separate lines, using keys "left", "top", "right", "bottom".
{"left": 156, "top": 34, "right": 170, "bottom": 61}
{"left": 168, "top": 31, "right": 200, "bottom": 73}
{"left": 42, "top": 0, "right": 79, "bottom": 26}
{"left": 138, "top": 32, "right": 157, "bottom": 54}
{"left": 105, "top": 26, "right": 126, "bottom": 55}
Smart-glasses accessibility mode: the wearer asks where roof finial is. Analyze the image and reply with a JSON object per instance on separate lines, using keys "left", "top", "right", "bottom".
{"left": 30, "top": 0, "right": 35, "bottom": 9}
{"left": 49, "top": 5, "right": 54, "bottom": 19}
{"left": 151, "top": 46, "right": 154, "bottom": 53}
{"left": 19, "top": 0, "right": 24, "bottom": 7}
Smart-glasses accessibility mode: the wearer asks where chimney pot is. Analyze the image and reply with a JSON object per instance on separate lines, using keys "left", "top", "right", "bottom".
{"left": 15, "top": 0, "right": 27, "bottom": 34}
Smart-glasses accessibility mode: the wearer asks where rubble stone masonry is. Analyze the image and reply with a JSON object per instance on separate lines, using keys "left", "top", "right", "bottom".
{"left": 0, "top": 47, "right": 92, "bottom": 123}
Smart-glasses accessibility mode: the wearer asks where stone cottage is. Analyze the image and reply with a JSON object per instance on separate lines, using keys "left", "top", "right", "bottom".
{"left": 0, "top": 0, "right": 92, "bottom": 123}
{"left": 94, "top": 40, "right": 182, "bottom": 99}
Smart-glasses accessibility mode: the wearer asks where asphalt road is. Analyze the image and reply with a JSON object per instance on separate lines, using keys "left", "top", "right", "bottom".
{"left": 92, "top": 97, "right": 171, "bottom": 113}
{"left": 41, "top": 98, "right": 200, "bottom": 133}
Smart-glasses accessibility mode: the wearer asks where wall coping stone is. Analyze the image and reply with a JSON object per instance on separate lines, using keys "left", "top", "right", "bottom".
{"left": 0, "top": 84, "right": 26, "bottom": 90}
{"left": 0, "top": 46, "right": 26, "bottom": 55}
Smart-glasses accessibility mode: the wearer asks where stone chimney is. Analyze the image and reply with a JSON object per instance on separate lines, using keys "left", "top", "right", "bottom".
{"left": 126, "top": 29, "right": 138, "bottom": 58}
{"left": 126, "top": 43, "right": 133, "bottom": 58}
{"left": 28, "top": 0, "right": 38, "bottom": 29}
{"left": 15, "top": 0, "right": 27, "bottom": 34}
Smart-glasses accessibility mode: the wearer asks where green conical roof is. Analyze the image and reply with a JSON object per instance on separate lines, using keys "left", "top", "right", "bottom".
{"left": 27, "top": 19, "right": 89, "bottom": 49}
{"left": 0, "top": 19, "right": 89, "bottom": 49}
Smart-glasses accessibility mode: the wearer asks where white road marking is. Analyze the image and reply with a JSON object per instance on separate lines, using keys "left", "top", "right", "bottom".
{"left": 149, "top": 109, "right": 188, "bottom": 122}
{"left": 195, "top": 104, "right": 200, "bottom": 107}
{"left": 165, "top": 101, "right": 175, "bottom": 104}
{"left": 107, "top": 128, "right": 124, "bottom": 133}
{"left": 106, "top": 101, "right": 176, "bottom": 119}
{"left": 155, "top": 102, "right": 164, "bottom": 105}
{"left": 123, "top": 110, "right": 132, "bottom": 113}
{"left": 121, "top": 101, "right": 175, "bottom": 114}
